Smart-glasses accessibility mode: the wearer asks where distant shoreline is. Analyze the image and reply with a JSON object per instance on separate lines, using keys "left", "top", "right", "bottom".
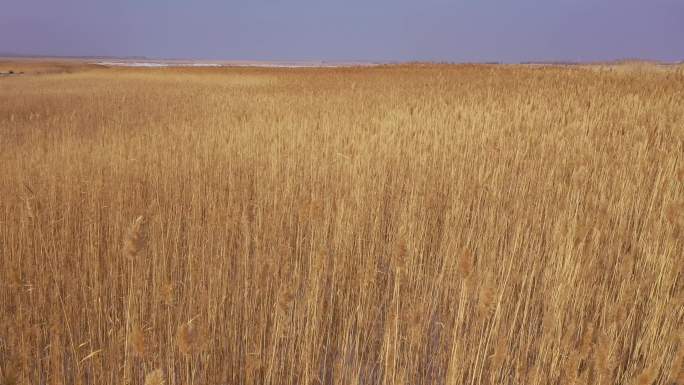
{"left": 92, "top": 60, "right": 382, "bottom": 68}
{"left": 1, "top": 53, "right": 681, "bottom": 67}
{"left": 0, "top": 54, "right": 386, "bottom": 68}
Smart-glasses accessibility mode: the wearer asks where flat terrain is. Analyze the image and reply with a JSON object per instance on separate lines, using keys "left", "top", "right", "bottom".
{"left": 0, "top": 61, "right": 683, "bottom": 385}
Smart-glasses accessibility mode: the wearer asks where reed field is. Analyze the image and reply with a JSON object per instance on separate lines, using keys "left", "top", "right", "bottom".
{"left": 0, "top": 62, "right": 683, "bottom": 385}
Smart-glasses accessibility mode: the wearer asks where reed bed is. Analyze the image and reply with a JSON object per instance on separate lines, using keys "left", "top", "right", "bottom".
{"left": 0, "top": 63, "right": 682, "bottom": 385}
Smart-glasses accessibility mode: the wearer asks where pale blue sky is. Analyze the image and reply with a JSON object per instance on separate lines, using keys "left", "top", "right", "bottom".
{"left": 1, "top": 0, "right": 682, "bottom": 62}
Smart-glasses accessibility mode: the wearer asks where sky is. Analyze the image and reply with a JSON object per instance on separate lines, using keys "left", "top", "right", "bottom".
{"left": 1, "top": 0, "right": 682, "bottom": 63}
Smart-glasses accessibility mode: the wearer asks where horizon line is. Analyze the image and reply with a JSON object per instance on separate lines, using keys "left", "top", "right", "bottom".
{"left": 1, "top": 52, "right": 682, "bottom": 66}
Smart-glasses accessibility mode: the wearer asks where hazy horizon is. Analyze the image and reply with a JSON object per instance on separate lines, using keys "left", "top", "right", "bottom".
{"left": 2, "top": 0, "right": 683, "bottom": 63}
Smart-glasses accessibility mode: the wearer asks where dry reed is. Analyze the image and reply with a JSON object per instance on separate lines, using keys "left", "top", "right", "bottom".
{"left": 0, "top": 61, "right": 682, "bottom": 385}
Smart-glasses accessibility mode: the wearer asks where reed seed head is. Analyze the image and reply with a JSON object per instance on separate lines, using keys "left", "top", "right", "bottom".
{"left": 458, "top": 251, "right": 473, "bottom": 278}
{"left": 131, "top": 324, "right": 146, "bottom": 357}
{"left": 144, "top": 369, "right": 164, "bottom": 385}
{"left": 123, "top": 216, "right": 146, "bottom": 259}
{"left": 177, "top": 322, "right": 201, "bottom": 355}
{"left": 636, "top": 364, "right": 657, "bottom": 385}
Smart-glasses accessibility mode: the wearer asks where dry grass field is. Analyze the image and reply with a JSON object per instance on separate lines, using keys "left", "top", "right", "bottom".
{"left": 0, "top": 62, "right": 683, "bottom": 385}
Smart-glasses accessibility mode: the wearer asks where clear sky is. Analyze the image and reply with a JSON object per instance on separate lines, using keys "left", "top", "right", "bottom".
{"left": 1, "top": 0, "right": 682, "bottom": 63}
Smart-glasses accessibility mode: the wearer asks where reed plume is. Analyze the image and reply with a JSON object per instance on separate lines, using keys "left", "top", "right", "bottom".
{"left": 123, "top": 216, "right": 146, "bottom": 259}
{"left": 177, "top": 322, "right": 201, "bottom": 355}
{"left": 130, "top": 323, "right": 146, "bottom": 357}
{"left": 636, "top": 364, "right": 658, "bottom": 385}
{"left": 144, "top": 369, "right": 165, "bottom": 385}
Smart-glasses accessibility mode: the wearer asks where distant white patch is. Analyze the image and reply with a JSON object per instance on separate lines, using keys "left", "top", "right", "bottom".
{"left": 188, "top": 63, "right": 223, "bottom": 67}
{"left": 94, "top": 62, "right": 223, "bottom": 68}
{"left": 93, "top": 61, "right": 380, "bottom": 68}
{"left": 96, "top": 62, "right": 169, "bottom": 67}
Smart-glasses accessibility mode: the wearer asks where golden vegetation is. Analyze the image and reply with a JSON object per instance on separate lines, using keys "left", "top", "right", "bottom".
{"left": 0, "top": 59, "right": 92, "bottom": 75}
{"left": 0, "top": 62, "right": 683, "bottom": 385}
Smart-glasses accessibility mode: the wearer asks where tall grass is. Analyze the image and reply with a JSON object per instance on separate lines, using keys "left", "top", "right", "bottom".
{"left": 0, "top": 63, "right": 682, "bottom": 385}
